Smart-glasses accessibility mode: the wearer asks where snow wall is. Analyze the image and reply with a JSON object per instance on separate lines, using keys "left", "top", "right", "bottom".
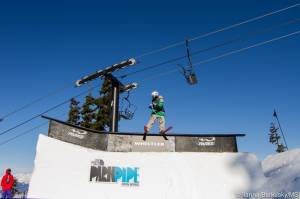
{"left": 28, "top": 134, "right": 265, "bottom": 199}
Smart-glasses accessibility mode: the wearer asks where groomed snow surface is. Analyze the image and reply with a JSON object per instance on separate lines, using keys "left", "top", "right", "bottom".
{"left": 27, "top": 135, "right": 300, "bottom": 199}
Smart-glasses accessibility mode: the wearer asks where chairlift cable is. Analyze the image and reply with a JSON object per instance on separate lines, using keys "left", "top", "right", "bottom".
{"left": 0, "top": 84, "right": 101, "bottom": 137}
{"left": 0, "top": 111, "right": 67, "bottom": 147}
{"left": 120, "top": 18, "right": 300, "bottom": 79}
{"left": 137, "top": 30, "right": 300, "bottom": 83}
{"left": 134, "top": 3, "right": 300, "bottom": 59}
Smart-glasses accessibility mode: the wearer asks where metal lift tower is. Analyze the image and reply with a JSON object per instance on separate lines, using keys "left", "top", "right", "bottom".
{"left": 75, "top": 58, "right": 137, "bottom": 132}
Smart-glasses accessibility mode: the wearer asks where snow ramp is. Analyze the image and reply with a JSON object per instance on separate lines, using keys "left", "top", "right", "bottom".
{"left": 28, "top": 134, "right": 265, "bottom": 199}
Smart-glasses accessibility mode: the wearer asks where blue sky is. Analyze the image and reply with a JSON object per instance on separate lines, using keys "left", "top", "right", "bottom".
{"left": 0, "top": 0, "right": 300, "bottom": 173}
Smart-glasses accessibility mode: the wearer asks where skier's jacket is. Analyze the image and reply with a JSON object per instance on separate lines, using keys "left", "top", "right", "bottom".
{"left": 151, "top": 95, "right": 165, "bottom": 117}
{"left": 1, "top": 169, "right": 14, "bottom": 192}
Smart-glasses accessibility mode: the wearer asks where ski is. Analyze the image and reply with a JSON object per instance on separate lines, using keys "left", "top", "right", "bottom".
{"left": 143, "top": 126, "right": 172, "bottom": 141}
{"left": 159, "top": 126, "right": 172, "bottom": 140}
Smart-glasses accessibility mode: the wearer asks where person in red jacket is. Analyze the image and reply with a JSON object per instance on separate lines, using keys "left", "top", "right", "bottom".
{"left": 1, "top": 169, "right": 14, "bottom": 199}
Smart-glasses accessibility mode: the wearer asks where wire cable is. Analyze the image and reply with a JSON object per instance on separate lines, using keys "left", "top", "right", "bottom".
{"left": 0, "top": 83, "right": 101, "bottom": 137}
{"left": 192, "top": 30, "right": 300, "bottom": 66}
{"left": 134, "top": 3, "right": 300, "bottom": 59}
{"left": 121, "top": 18, "right": 300, "bottom": 79}
{"left": 0, "top": 112, "right": 67, "bottom": 147}
{"left": 137, "top": 30, "right": 300, "bottom": 83}
{"left": 0, "top": 83, "right": 72, "bottom": 122}
{"left": 0, "top": 122, "right": 48, "bottom": 147}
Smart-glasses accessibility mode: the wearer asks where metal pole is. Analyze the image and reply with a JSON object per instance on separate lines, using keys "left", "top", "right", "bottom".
{"left": 274, "top": 109, "right": 289, "bottom": 150}
{"left": 110, "top": 80, "right": 120, "bottom": 132}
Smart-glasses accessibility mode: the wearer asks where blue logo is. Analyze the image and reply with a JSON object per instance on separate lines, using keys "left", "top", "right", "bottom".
{"left": 90, "top": 159, "right": 139, "bottom": 186}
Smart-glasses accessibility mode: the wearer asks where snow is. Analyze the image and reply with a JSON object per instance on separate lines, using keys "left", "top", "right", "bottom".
{"left": 28, "top": 134, "right": 264, "bottom": 199}
{"left": 14, "top": 173, "right": 31, "bottom": 185}
{"left": 259, "top": 148, "right": 300, "bottom": 195}
{"left": 14, "top": 173, "right": 30, "bottom": 196}
{"left": 27, "top": 134, "right": 300, "bottom": 199}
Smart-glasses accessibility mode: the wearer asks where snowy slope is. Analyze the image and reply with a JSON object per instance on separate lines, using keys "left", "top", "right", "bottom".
{"left": 14, "top": 173, "right": 31, "bottom": 185}
{"left": 259, "top": 148, "right": 300, "bottom": 194}
{"left": 28, "top": 134, "right": 265, "bottom": 199}
{"left": 0, "top": 173, "right": 30, "bottom": 198}
{"left": 15, "top": 173, "right": 30, "bottom": 197}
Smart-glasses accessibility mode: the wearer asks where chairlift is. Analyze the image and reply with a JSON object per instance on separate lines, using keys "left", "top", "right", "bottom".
{"left": 178, "top": 39, "right": 198, "bottom": 85}
{"left": 119, "top": 91, "right": 137, "bottom": 120}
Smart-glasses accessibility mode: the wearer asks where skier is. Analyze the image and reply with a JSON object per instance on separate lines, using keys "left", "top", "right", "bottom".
{"left": 144, "top": 91, "right": 169, "bottom": 140}
{"left": 1, "top": 168, "right": 14, "bottom": 199}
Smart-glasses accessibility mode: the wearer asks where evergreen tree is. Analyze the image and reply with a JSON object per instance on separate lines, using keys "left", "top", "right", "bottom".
{"left": 268, "top": 122, "right": 286, "bottom": 153}
{"left": 67, "top": 98, "right": 81, "bottom": 125}
{"left": 92, "top": 77, "right": 112, "bottom": 131}
{"left": 66, "top": 77, "right": 112, "bottom": 131}
{"left": 269, "top": 123, "right": 280, "bottom": 144}
{"left": 80, "top": 95, "right": 95, "bottom": 128}
{"left": 276, "top": 144, "right": 286, "bottom": 153}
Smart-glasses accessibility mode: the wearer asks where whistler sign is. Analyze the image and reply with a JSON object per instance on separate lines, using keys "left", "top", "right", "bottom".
{"left": 90, "top": 159, "right": 140, "bottom": 186}
{"left": 133, "top": 141, "right": 165, "bottom": 147}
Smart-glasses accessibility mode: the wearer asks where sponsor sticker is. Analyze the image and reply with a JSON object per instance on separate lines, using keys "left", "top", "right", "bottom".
{"left": 90, "top": 159, "right": 140, "bottom": 186}
{"left": 67, "top": 128, "right": 87, "bottom": 139}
